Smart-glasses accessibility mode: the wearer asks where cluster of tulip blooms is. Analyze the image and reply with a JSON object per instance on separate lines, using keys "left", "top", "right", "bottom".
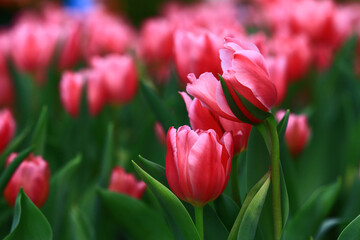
{"left": 0, "top": 0, "right": 360, "bottom": 239}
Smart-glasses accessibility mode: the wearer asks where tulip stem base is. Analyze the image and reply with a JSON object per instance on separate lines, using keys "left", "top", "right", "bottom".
{"left": 257, "top": 115, "right": 282, "bottom": 240}
{"left": 195, "top": 206, "right": 204, "bottom": 240}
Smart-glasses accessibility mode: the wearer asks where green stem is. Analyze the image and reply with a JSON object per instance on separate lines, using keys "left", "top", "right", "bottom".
{"left": 264, "top": 117, "right": 282, "bottom": 240}
{"left": 231, "top": 156, "right": 241, "bottom": 207}
{"left": 195, "top": 206, "right": 204, "bottom": 240}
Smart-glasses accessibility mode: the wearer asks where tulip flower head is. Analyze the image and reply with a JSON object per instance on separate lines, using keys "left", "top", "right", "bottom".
{"left": 108, "top": 166, "right": 146, "bottom": 199}
{"left": 0, "top": 109, "right": 16, "bottom": 154}
{"left": 166, "top": 126, "right": 233, "bottom": 206}
{"left": 90, "top": 54, "right": 138, "bottom": 104}
{"left": 3, "top": 153, "right": 50, "bottom": 207}
{"left": 276, "top": 110, "right": 311, "bottom": 157}
{"left": 59, "top": 70, "right": 106, "bottom": 117}
{"left": 187, "top": 38, "right": 277, "bottom": 125}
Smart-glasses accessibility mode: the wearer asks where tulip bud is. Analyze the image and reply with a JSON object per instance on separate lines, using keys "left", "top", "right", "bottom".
{"left": 10, "top": 20, "right": 59, "bottom": 76}
{"left": 174, "top": 29, "right": 222, "bottom": 84}
{"left": 154, "top": 122, "right": 166, "bottom": 145}
{"left": 139, "top": 18, "right": 174, "bottom": 82}
{"left": 59, "top": 71, "right": 83, "bottom": 117}
{"left": 0, "top": 109, "right": 16, "bottom": 154}
{"left": 166, "top": 126, "right": 233, "bottom": 206}
{"left": 108, "top": 166, "right": 146, "bottom": 199}
{"left": 59, "top": 70, "right": 106, "bottom": 117}
{"left": 3, "top": 153, "right": 50, "bottom": 207}
{"left": 0, "top": 72, "right": 14, "bottom": 107}
{"left": 276, "top": 110, "right": 311, "bottom": 157}
{"left": 91, "top": 54, "right": 138, "bottom": 104}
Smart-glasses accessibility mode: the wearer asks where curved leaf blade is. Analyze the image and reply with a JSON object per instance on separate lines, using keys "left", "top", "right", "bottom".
{"left": 4, "top": 189, "right": 52, "bottom": 240}
{"left": 99, "top": 189, "right": 173, "bottom": 240}
{"left": 338, "top": 215, "right": 360, "bottom": 240}
{"left": 285, "top": 179, "right": 342, "bottom": 239}
{"left": 228, "top": 172, "right": 270, "bottom": 240}
{"left": 138, "top": 155, "right": 167, "bottom": 186}
{"left": 237, "top": 175, "right": 270, "bottom": 240}
{"left": 0, "top": 147, "right": 33, "bottom": 192}
{"left": 31, "top": 107, "right": 48, "bottom": 155}
{"left": 132, "top": 160, "right": 200, "bottom": 240}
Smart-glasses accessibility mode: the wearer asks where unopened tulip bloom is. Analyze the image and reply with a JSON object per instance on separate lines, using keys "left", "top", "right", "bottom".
{"left": 83, "top": 9, "right": 135, "bottom": 58}
{"left": 166, "top": 126, "right": 233, "bottom": 206}
{"left": 0, "top": 109, "right": 16, "bottom": 154}
{"left": 154, "top": 122, "right": 166, "bottom": 145}
{"left": 59, "top": 70, "right": 106, "bottom": 117}
{"left": 60, "top": 71, "right": 83, "bottom": 117}
{"left": 174, "top": 29, "right": 222, "bottom": 84}
{"left": 3, "top": 153, "right": 50, "bottom": 207}
{"left": 187, "top": 38, "right": 277, "bottom": 125}
{"left": 0, "top": 71, "right": 14, "bottom": 107}
{"left": 271, "top": 33, "right": 311, "bottom": 82}
{"left": 139, "top": 18, "right": 174, "bottom": 82}
{"left": 266, "top": 56, "right": 287, "bottom": 106}
{"left": 180, "top": 92, "right": 251, "bottom": 154}
{"left": 108, "top": 166, "right": 146, "bottom": 199}
{"left": 10, "top": 20, "right": 59, "bottom": 75}
{"left": 91, "top": 54, "right": 138, "bottom": 104}
{"left": 276, "top": 111, "right": 311, "bottom": 157}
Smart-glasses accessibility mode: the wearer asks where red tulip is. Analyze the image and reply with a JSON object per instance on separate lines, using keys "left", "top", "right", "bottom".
{"left": 154, "top": 122, "right": 166, "bottom": 145}
{"left": 174, "top": 28, "right": 222, "bottom": 84}
{"left": 58, "top": 22, "right": 82, "bottom": 69}
{"left": 187, "top": 38, "right": 277, "bottom": 125}
{"left": 108, "top": 166, "right": 146, "bottom": 199}
{"left": 276, "top": 110, "right": 311, "bottom": 157}
{"left": 266, "top": 56, "right": 288, "bottom": 106}
{"left": 0, "top": 109, "right": 16, "bottom": 154}
{"left": 139, "top": 18, "right": 174, "bottom": 82}
{"left": 271, "top": 32, "right": 311, "bottom": 81}
{"left": 59, "top": 70, "right": 106, "bottom": 117}
{"left": 0, "top": 71, "right": 14, "bottom": 107}
{"left": 3, "top": 153, "right": 50, "bottom": 207}
{"left": 180, "top": 92, "right": 251, "bottom": 153}
{"left": 10, "top": 20, "right": 59, "bottom": 75}
{"left": 220, "top": 38, "right": 277, "bottom": 120}
{"left": 83, "top": 9, "right": 135, "bottom": 58}
{"left": 90, "top": 54, "right": 138, "bottom": 104}
{"left": 59, "top": 71, "right": 84, "bottom": 117}
{"left": 166, "top": 126, "right": 233, "bottom": 206}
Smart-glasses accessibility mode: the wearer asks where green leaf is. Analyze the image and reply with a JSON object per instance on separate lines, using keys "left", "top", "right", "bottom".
{"left": 132, "top": 160, "right": 200, "bottom": 240}
{"left": 0, "top": 127, "right": 30, "bottom": 171}
{"left": 276, "top": 109, "right": 290, "bottom": 141}
{"left": 315, "top": 218, "right": 342, "bottom": 240}
{"left": 203, "top": 205, "right": 229, "bottom": 240}
{"left": 219, "top": 75, "right": 252, "bottom": 124}
{"left": 31, "top": 107, "right": 48, "bottom": 156}
{"left": 0, "top": 147, "right": 33, "bottom": 193}
{"left": 67, "top": 206, "right": 94, "bottom": 240}
{"left": 99, "top": 189, "right": 173, "bottom": 240}
{"left": 285, "top": 179, "right": 342, "bottom": 239}
{"left": 338, "top": 215, "right": 360, "bottom": 240}
{"left": 138, "top": 155, "right": 167, "bottom": 186}
{"left": 214, "top": 194, "right": 240, "bottom": 231}
{"left": 228, "top": 172, "right": 270, "bottom": 240}
{"left": 237, "top": 174, "right": 270, "bottom": 240}
{"left": 4, "top": 189, "right": 52, "bottom": 240}
{"left": 140, "top": 81, "right": 176, "bottom": 131}
{"left": 98, "top": 123, "right": 114, "bottom": 188}
{"left": 42, "top": 155, "right": 82, "bottom": 239}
